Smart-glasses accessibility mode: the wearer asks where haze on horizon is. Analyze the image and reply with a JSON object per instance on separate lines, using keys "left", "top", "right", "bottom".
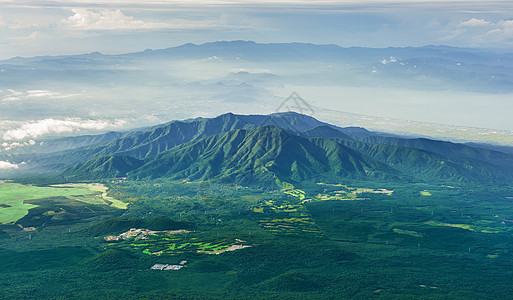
{"left": 1, "top": 0, "right": 513, "bottom": 148}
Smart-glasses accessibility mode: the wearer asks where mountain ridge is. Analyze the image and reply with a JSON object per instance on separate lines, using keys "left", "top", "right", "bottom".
{"left": 6, "top": 112, "right": 513, "bottom": 186}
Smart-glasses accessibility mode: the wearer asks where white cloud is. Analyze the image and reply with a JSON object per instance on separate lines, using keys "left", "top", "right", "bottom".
{"left": 381, "top": 56, "right": 397, "bottom": 65}
{"left": 59, "top": 8, "right": 218, "bottom": 31}
{"left": 0, "top": 161, "right": 20, "bottom": 169}
{"left": 2, "top": 96, "right": 21, "bottom": 102}
{"left": 446, "top": 18, "right": 513, "bottom": 46}
{"left": 7, "top": 89, "right": 23, "bottom": 96}
{"left": 459, "top": 18, "right": 491, "bottom": 27}
{"left": 2, "top": 118, "right": 127, "bottom": 141}
{"left": 1, "top": 140, "right": 35, "bottom": 151}
{"left": 1, "top": 89, "right": 82, "bottom": 102}
{"left": 26, "top": 90, "right": 78, "bottom": 99}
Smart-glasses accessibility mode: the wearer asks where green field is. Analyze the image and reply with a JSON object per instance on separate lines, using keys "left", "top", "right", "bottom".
{"left": 0, "top": 182, "right": 127, "bottom": 224}
{"left": 52, "top": 183, "right": 128, "bottom": 209}
{"left": 103, "top": 228, "right": 251, "bottom": 256}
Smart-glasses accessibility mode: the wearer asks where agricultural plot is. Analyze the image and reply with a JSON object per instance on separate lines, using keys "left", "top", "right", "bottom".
{"left": 275, "top": 179, "right": 306, "bottom": 200}
{"left": 258, "top": 216, "right": 322, "bottom": 236}
{"left": 103, "top": 228, "right": 251, "bottom": 256}
{"left": 425, "top": 220, "right": 507, "bottom": 234}
{"left": 420, "top": 190, "right": 432, "bottom": 196}
{"left": 314, "top": 182, "right": 393, "bottom": 201}
{"left": 253, "top": 197, "right": 323, "bottom": 237}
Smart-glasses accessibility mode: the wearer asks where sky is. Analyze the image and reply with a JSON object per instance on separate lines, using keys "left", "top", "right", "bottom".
{"left": 1, "top": 0, "right": 513, "bottom": 59}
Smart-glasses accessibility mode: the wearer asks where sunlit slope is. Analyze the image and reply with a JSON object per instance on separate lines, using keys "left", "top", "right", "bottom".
{"left": 128, "top": 126, "right": 393, "bottom": 184}
{"left": 357, "top": 135, "right": 513, "bottom": 168}
{"left": 336, "top": 139, "right": 513, "bottom": 183}
{"left": 22, "top": 112, "right": 513, "bottom": 186}
{"left": 63, "top": 155, "right": 144, "bottom": 179}
{"left": 40, "top": 112, "right": 331, "bottom": 170}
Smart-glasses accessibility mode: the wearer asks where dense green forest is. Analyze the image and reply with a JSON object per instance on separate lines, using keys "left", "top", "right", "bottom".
{"left": 1, "top": 178, "right": 513, "bottom": 299}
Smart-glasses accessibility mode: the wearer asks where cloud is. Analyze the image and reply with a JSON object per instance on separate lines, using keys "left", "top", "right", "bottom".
{"left": 381, "top": 56, "right": 397, "bottom": 65}
{"left": 2, "top": 118, "right": 127, "bottom": 141}
{"left": 1, "top": 140, "right": 36, "bottom": 151}
{"left": 25, "top": 90, "right": 78, "bottom": 99}
{"left": 444, "top": 18, "right": 513, "bottom": 46}
{"left": 459, "top": 18, "right": 491, "bottom": 27}
{"left": 1, "top": 89, "right": 82, "bottom": 102}
{"left": 59, "top": 8, "right": 218, "bottom": 31}
{"left": 8, "top": 31, "right": 40, "bottom": 41}
{"left": 0, "top": 161, "right": 21, "bottom": 169}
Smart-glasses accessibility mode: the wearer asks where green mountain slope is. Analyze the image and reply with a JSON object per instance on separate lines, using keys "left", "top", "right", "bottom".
{"left": 20, "top": 112, "right": 513, "bottom": 186}
{"left": 359, "top": 136, "right": 513, "bottom": 168}
{"left": 36, "top": 112, "right": 334, "bottom": 171}
{"left": 63, "top": 155, "right": 144, "bottom": 180}
{"left": 302, "top": 125, "right": 353, "bottom": 140}
{"left": 128, "top": 126, "right": 395, "bottom": 185}
{"left": 336, "top": 139, "right": 513, "bottom": 183}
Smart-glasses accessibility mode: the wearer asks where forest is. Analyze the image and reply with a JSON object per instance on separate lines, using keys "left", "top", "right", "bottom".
{"left": 1, "top": 177, "right": 513, "bottom": 299}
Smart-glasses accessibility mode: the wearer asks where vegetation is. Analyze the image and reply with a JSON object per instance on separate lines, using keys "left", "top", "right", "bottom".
{"left": 1, "top": 178, "right": 513, "bottom": 299}
{"left": 3, "top": 113, "right": 513, "bottom": 298}
{"left": 0, "top": 182, "right": 126, "bottom": 224}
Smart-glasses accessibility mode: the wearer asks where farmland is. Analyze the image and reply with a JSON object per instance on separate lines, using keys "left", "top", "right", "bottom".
{"left": 103, "top": 227, "right": 251, "bottom": 256}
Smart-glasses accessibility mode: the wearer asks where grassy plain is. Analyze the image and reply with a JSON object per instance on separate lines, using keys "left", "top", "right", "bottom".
{"left": 52, "top": 183, "right": 128, "bottom": 209}
{"left": 0, "top": 182, "right": 127, "bottom": 224}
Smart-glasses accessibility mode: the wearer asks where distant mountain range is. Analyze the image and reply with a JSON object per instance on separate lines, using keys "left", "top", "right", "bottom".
{"left": 3, "top": 40, "right": 512, "bottom": 94}
{"left": 9, "top": 112, "right": 510, "bottom": 187}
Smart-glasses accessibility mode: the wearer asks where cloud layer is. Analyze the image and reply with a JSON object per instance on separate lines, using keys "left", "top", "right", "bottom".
{"left": 1, "top": 89, "right": 82, "bottom": 102}
{"left": 446, "top": 17, "right": 513, "bottom": 45}
{"left": 2, "top": 118, "right": 127, "bottom": 141}
{"left": 60, "top": 9, "right": 218, "bottom": 31}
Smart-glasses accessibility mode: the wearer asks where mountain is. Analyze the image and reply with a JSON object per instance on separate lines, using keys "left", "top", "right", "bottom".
{"left": 23, "top": 132, "right": 125, "bottom": 154}
{"left": 301, "top": 124, "right": 513, "bottom": 170}
{"left": 3, "top": 41, "right": 513, "bottom": 94}
{"left": 31, "top": 112, "right": 337, "bottom": 170}
{"left": 128, "top": 126, "right": 394, "bottom": 185}
{"left": 63, "top": 155, "right": 144, "bottom": 180}
{"left": 335, "top": 139, "right": 513, "bottom": 183}
{"left": 357, "top": 136, "right": 513, "bottom": 168}
{"left": 300, "top": 125, "right": 513, "bottom": 183}
{"left": 10, "top": 112, "right": 513, "bottom": 186}
{"left": 301, "top": 126, "right": 353, "bottom": 140}
{"left": 124, "top": 123, "right": 513, "bottom": 185}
